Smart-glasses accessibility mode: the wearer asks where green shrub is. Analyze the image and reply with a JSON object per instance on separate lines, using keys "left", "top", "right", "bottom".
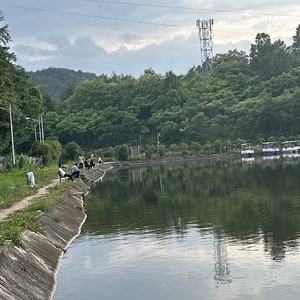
{"left": 144, "top": 144, "right": 156, "bottom": 159}
{"left": 29, "top": 142, "right": 52, "bottom": 166}
{"left": 45, "top": 137, "right": 62, "bottom": 163}
{"left": 61, "top": 141, "right": 82, "bottom": 161}
{"left": 103, "top": 147, "right": 116, "bottom": 161}
{"left": 117, "top": 144, "right": 129, "bottom": 161}
{"left": 158, "top": 144, "right": 165, "bottom": 158}
{"left": 18, "top": 154, "right": 29, "bottom": 169}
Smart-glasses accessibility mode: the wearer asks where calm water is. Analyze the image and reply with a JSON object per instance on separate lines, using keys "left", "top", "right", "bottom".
{"left": 54, "top": 158, "right": 300, "bottom": 300}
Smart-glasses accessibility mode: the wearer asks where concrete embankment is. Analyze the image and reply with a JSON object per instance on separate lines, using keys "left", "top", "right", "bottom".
{"left": 0, "top": 167, "right": 109, "bottom": 300}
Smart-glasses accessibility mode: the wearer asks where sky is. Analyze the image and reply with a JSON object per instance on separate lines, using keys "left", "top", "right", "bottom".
{"left": 0, "top": 0, "right": 300, "bottom": 77}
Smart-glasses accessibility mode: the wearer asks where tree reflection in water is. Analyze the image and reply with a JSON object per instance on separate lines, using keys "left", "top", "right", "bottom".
{"left": 85, "top": 158, "right": 300, "bottom": 262}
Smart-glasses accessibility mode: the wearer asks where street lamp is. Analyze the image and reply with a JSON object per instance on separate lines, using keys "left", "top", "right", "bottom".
{"left": 0, "top": 103, "right": 16, "bottom": 167}
{"left": 25, "top": 125, "right": 37, "bottom": 142}
{"left": 33, "top": 124, "right": 37, "bottom": 142}
{"left": 26, "top": 115, "right": 44, "bottom": 144}
{"left": 26, "top": 117, "right": 40, "bottom": 143}
{"left": 40, "top": 113, "right": 44, "bottom": 144}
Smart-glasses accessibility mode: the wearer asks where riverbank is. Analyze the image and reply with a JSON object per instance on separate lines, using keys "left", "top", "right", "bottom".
{"left": 0, "top": 166, "right": 110, "bottom": 300}
{"left": 117, "top": 153, "right": 238, "bottom": 168}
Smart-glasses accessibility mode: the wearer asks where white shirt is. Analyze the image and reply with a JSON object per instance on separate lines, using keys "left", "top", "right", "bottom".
{"left": 71, "top": 165, "right": 79, "bottom": 173}
{"left": 58, "top": 167, "right": 65, "bottom": 177}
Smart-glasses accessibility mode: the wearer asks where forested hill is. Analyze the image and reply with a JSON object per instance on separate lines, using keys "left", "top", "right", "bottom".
{"left": 28, "top": 67, "right": 97, "bottom": 99}
{"left": 42, "top": 28, "right": 300, "bottom": 150}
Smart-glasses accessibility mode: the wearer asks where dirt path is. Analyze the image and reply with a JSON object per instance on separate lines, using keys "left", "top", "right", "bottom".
{"left": 0, "top": 178, "right": 60, "bottom": 222}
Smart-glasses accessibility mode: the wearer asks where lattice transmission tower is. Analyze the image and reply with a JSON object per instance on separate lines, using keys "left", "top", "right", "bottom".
{"left": 196, "top": 18, "right": 214, "bottom": 73}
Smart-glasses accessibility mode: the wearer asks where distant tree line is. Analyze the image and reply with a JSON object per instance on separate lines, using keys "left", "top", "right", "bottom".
{"left": 29, "top": 67, "right": 97, "bottom": 100}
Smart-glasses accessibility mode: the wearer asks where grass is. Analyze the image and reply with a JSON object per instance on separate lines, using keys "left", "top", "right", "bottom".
{"left": 0, "top": 164, "right": 76, "bottom": 246}
{"left": 0, "top": 181, "right": 73, "bottom": 246}
{"left": 0, "top": 210, "right": 42, "bottom": 245}
{"left": 0, "top": 165, "right": 60, "bottom": 210}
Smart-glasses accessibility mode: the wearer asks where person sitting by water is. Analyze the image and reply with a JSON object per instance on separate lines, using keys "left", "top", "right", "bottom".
{"left": 84, "top": 159, "right": 90, "bottom": 169}
{"left": 71, "top": 162, "right": 80, "bottom": 179}
{"left": 58, "top": 164, "right": 74, "bottom": 181}
{"left": 90, "top": 159, "right": 95, "bottom": 169}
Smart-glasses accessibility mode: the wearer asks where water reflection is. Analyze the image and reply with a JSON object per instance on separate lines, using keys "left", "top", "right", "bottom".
{"left": 54, "top": 159, "right": 300, "bottom": 300}
{"left": 132, "top": 169, "right": 142, "bottom": 183}
{"left": 262, "top": 155, "right": 281, "bottom": 160}
{"left": 282, "top": 153, "right": 300, "bottom": 159}
{"left": 85, "top": 159, "right": 300, "bottom": 263}
{"left": 213, "top": 227, "right": 231, "bottom": 285}
{"left": 241, "top": 157, "right": 255, "bottom": 165}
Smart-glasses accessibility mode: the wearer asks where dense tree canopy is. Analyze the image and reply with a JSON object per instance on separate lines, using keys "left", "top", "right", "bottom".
{"left": 0, "top": 12, "right": 44, "bottom": 154}
{"left": 38, "top": 28, "right": 300, "bottom": 151}
{"left": 29, "top": 67, "right": 97, "bottom": 100}
{"left": 43, "top": 51, "right": 300, "bottom": 150}
{"left": 2, "top": 10, "right": 300, "bottom": 156}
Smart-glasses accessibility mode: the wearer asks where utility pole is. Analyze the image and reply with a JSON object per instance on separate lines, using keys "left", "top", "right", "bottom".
{"left": 34, "top": 124, "right": 37, "bottom": 142}
{"left": 26, "top": 115, "right": 44, "bottom": 144}
{"left": 0, "top": 103, "right": 16, "bottom": 167}
{"left": 8, "top": 103, "right": 16, "bottom": 167}
{"left": 40, "top": 113, "right": 44, "bottom": 143}
{"left": 196, "top": 18, "right": 214, "bottom": 74}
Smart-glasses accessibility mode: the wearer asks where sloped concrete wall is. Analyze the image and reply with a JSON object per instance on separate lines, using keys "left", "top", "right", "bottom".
{"left": 0, "top": 168, "right": 109, "bottom": 300}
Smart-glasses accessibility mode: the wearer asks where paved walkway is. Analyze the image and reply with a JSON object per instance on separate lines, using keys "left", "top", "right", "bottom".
{"left": 0, "top": 178, "right": 60, "bottom": 222}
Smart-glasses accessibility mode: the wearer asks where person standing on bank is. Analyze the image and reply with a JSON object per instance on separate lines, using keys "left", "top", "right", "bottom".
{"left": 58, "top": 164, "right": 74, "bottom": 181}
{"left": 71, "top": 162, "right": 80, "bottom": 179}
{"left": 78, "top": 155, "right": 84, "bottom": 169}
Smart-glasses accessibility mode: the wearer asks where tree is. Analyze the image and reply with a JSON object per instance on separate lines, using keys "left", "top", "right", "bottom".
{"left": 292, "top": 24, "right": 300, "bottom": 55}
{"left": 163, "top": 71, "right": 180, "bottom": 91}
{"left": 45, "top": 137, "right": 62, "bottom": 163}
{"left": 29, "top": 142, "right": 51, "bottom": 166}
{"left": 211, "top": 50, "right": 250, "bottom": 79}
{"left": 61, "top": 141, "right": 82, "bottom": 162}
{"left": 117, "top": 144, "right": 129, "bottom": 161}
{"left": 0, "top": 11, "right": 44, "bottom": 155}
{"left": 250, "top": 33, "right": 295, "bottom": 80}
{"left": 0, "top": 11, "right": 13, "bottom": 56}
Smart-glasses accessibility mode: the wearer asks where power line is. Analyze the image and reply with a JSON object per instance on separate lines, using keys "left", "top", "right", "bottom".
{"left": 0, "top": 2, "right": 193, "bottom": 29}
{"left": 0, "top": 2, "right": 292, "bottom": 36}
{"left": 86, "top": 0, "right": 300, "bottom": 18}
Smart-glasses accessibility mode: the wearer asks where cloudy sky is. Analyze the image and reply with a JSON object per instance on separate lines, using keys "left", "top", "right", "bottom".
{"left": 1, "top": 0, "right": 300, "bottom": 77}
